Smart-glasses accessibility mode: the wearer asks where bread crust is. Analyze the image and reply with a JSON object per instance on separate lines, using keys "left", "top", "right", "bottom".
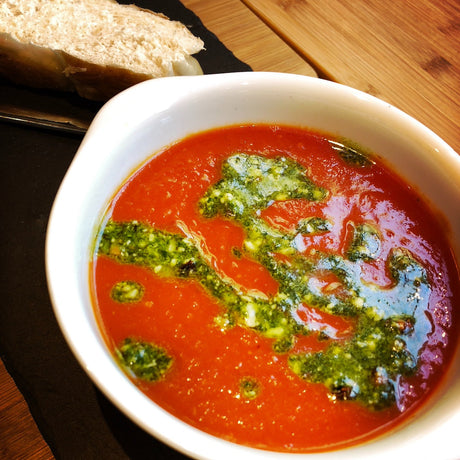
{"left": 61, "top": 52, "right": 156, "bottom": 100}
{"left": 0, "top": 33, "right": 72, "bottom": 91}
{"left": 0, "top": 33, "right": 156, "bottom": 99}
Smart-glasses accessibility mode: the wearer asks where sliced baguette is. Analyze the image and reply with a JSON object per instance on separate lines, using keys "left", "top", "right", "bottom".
{"left": 0, "top": 0, "right": 204, "bottom": 100}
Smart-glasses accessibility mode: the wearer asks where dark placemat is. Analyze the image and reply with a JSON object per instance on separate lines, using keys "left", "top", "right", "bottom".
{"left": 0, "top": 1, "right": 250, "bottom": 459}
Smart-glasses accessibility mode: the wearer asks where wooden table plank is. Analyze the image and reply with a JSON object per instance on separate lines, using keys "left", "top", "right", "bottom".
{"left": 241, "top": 0, "right": 460, "bottom": 153}
{"left": 182, "top": 0, "right": 317, "bottom": 76}
{"left": 0, "top": 359, "right": 54, "bottom": 460}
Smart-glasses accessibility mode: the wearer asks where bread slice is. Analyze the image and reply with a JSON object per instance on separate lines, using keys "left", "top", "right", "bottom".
{"left": 0, "top": 0, "right": 204, "bottom": 100}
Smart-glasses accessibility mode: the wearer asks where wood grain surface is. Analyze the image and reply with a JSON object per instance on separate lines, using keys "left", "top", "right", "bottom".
{"left": 242, "top": 0, "right": 460, "bottom": 153}
{"left": 181, "top": 0, "right": 317, "bottom": 76}
{"left": 0, "top": 359, "right": 53, "bottom": 460}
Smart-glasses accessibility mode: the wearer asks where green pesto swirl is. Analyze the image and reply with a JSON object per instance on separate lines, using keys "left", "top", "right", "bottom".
{"left": 98, "top": 152, "right": 431, "bottom": 409}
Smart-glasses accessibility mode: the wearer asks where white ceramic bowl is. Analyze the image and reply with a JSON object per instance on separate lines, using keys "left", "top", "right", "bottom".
{"left": 46, "top": 72, "right": 460, "bottom": 460}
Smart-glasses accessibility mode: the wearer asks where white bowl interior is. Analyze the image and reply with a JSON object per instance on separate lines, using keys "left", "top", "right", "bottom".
{"left": 46, "top": 72, "right": 460, "bottom": 460}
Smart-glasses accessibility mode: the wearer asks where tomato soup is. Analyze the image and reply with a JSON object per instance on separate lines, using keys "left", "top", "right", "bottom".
{"left": 91, "top": 125, "right": 459, "bottom": 452}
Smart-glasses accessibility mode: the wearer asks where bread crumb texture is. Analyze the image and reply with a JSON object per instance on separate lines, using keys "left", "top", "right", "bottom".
{"left": 0, "top": 0, "right": 204, "bottom": 78}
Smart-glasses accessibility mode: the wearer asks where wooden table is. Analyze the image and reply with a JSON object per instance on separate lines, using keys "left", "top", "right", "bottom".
{"left": 241, "top": 0, "right": 460, "bottom": 154}
{"left": 1, "top": 0, "right": 458, "bottom": 458}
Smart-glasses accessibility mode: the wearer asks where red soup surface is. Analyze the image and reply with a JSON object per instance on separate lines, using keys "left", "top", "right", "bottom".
{"left": 91, "top": 124, "right": 460, "bottom": 453}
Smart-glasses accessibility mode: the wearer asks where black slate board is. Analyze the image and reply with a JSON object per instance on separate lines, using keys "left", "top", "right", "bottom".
{"left": 0, "top": 1, "right": 250, "bottom": 459}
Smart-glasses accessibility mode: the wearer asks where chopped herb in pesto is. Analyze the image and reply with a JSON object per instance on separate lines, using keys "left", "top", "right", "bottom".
{"left": 116, "top": 338, "right": 172, "bottom": 382}
{"left": 289, "top": 314, "right": 416, "bottom": 409}
{"left": 198, "top": 153, "right": 328, "bottom": 219}
{"left": 98, "top": 220, "right": 310, "bottom": 344}
{"left": 273, "top": 335, "right": 296, "bottom": 353}
{"left": 346, "top": 223, "right": 381, "bottom": 262}
{"left": 297, "top": 216, "right": 332, "bottom": 235}
{"left": 232, "top": 247, "right": 242, "bottom": 259}
{"left": 329, "top": 139, "right": 374, "bottom": 167}
{"left": 99, "top": 152, "right": 432, "bottom": 410}
{"left": 98, "top": 220, "right": 202, "bottom": 279}
{"left": 239, "top": 377, "right": 261, "bottom": 400}
{"left": 111, "top": 280, "right": 144, "bottom": 303}
{"left": 318, "top": 331, "right": 330, "bottom": 341}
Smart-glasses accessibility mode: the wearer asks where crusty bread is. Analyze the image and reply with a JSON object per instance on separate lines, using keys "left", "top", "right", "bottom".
{"left": 0, "top": 0, "right": 204, "bottom": 100}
